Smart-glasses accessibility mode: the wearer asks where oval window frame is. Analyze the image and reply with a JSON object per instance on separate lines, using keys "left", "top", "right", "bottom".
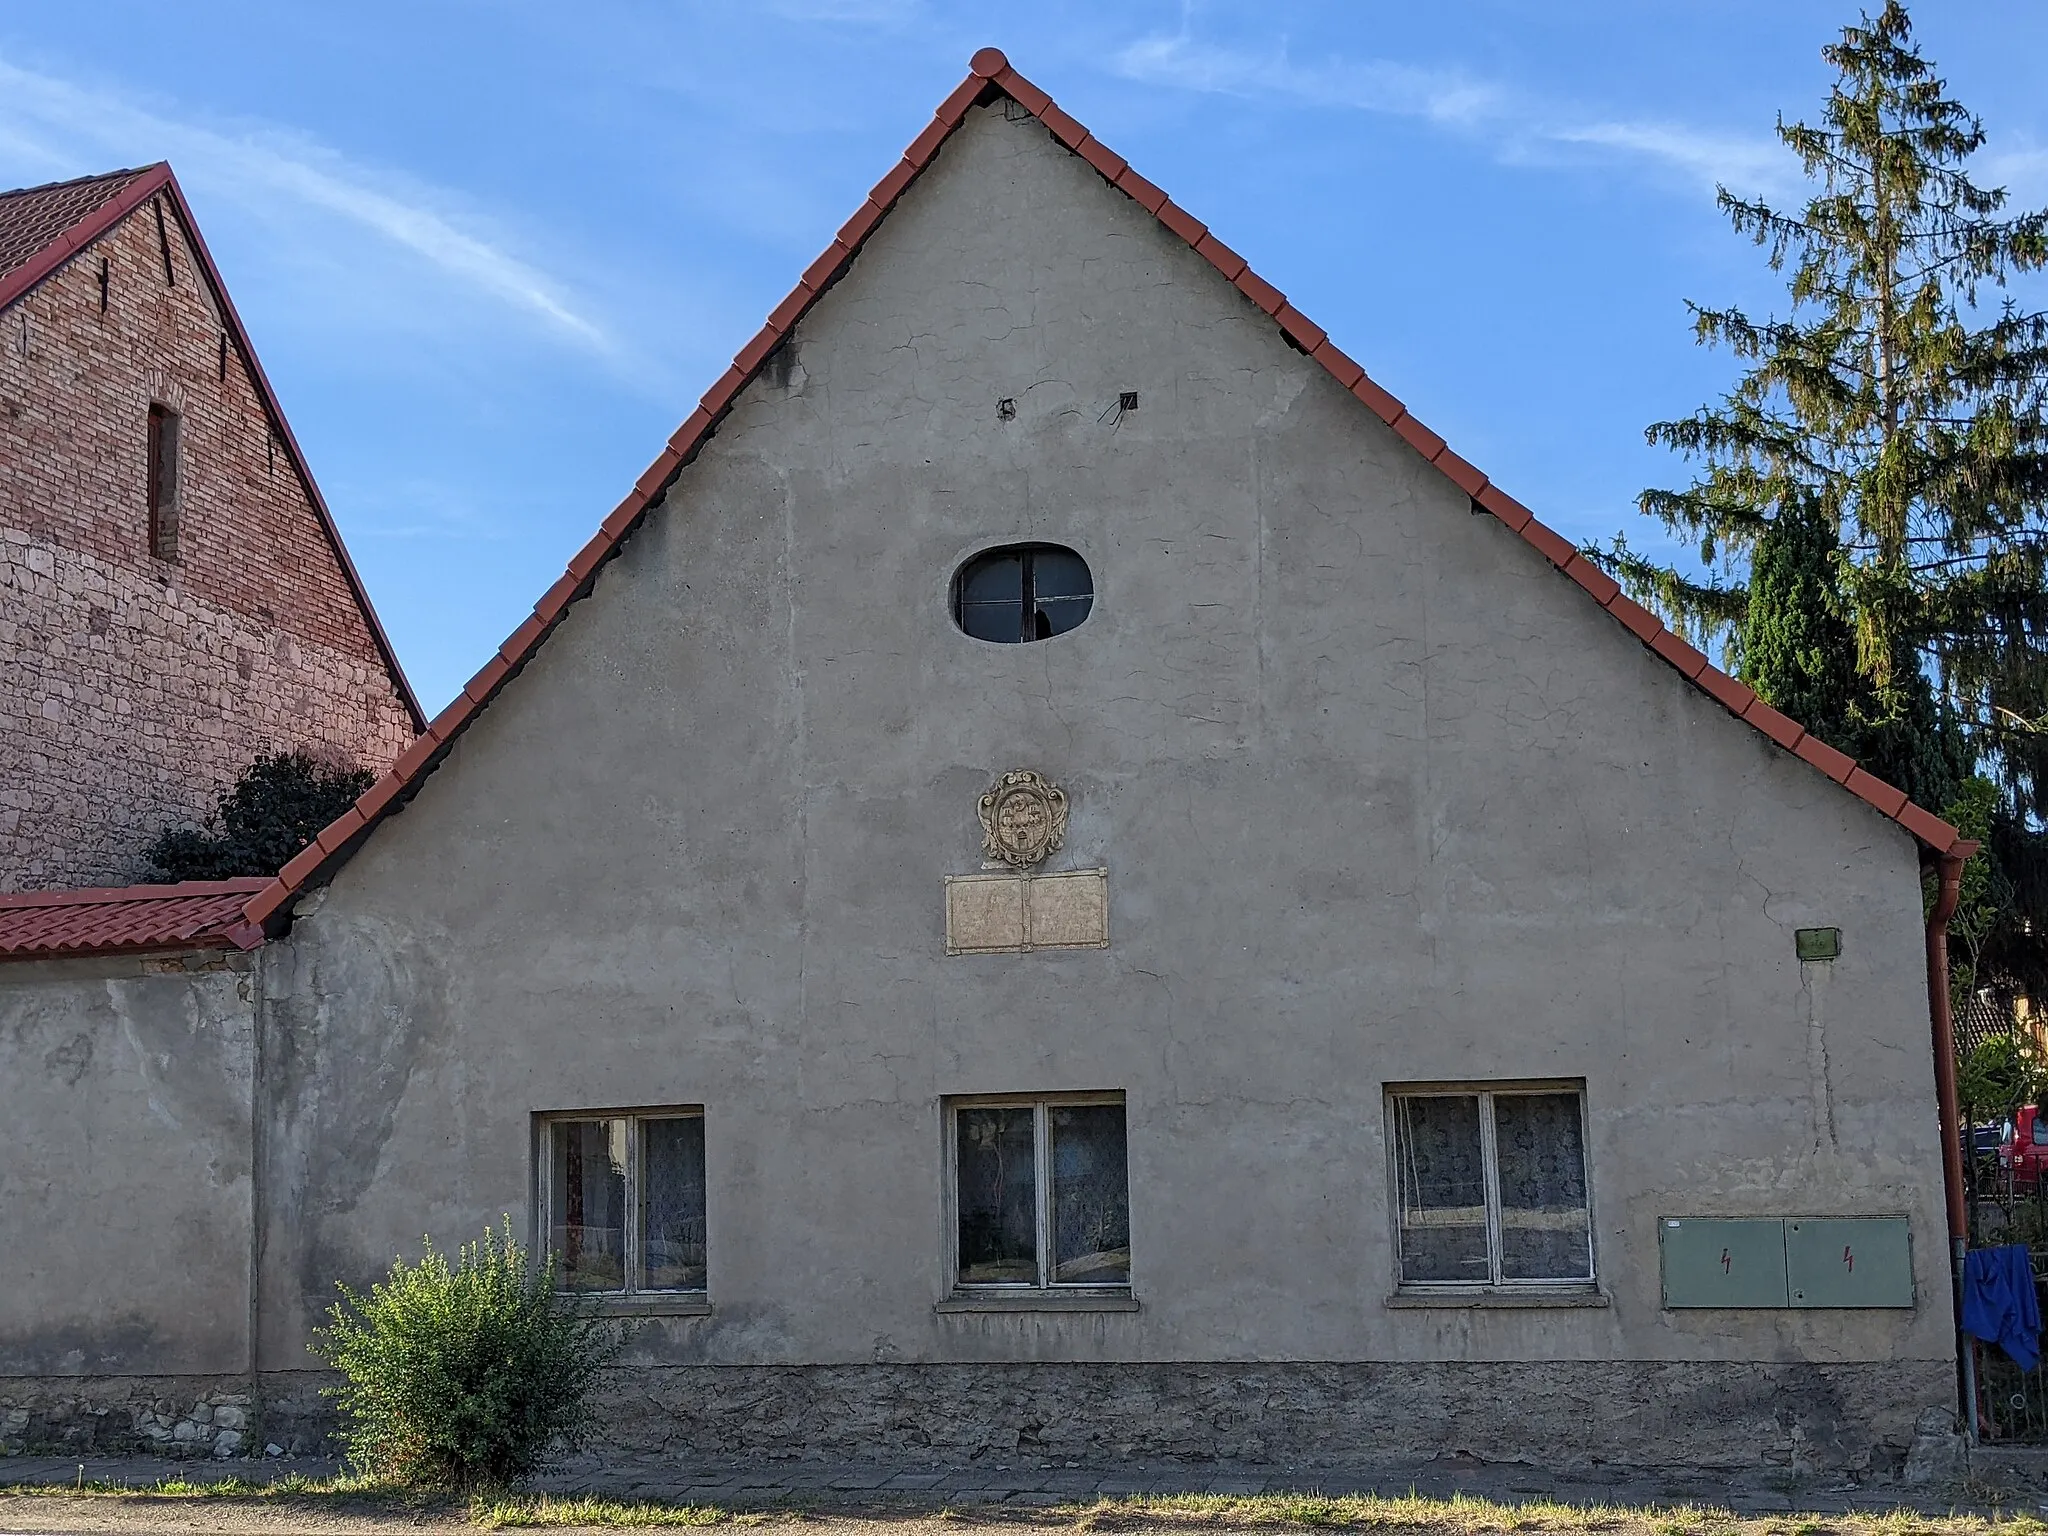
{"left": 951, "top": 542, "right": 1094, "bottom": 644}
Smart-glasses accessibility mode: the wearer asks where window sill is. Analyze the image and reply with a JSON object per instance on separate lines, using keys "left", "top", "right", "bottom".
{"left": 563, "top": 1293, "right": 713, "bottom": 1317}
{"left": 1385, "top": 1288, "right": 1609, "bottom": 1309}
{"left": 936, "top": 1292, "right": 1139, "bottom": 1314}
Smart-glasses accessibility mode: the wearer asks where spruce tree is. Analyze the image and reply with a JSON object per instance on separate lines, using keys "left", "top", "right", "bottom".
{"left": 1738, "top": 498, "right": 1862, "bottom": 754}
{"left": 1602, "top": 2, "right": 2048, "bottom": 986}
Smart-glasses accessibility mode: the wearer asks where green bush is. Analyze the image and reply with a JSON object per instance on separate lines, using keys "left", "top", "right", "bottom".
{"left": 149, "top": 749, "right": 375, "bottom": 880}
{"left": 311, "top": 1222, "right": 621, "bottom": 1489}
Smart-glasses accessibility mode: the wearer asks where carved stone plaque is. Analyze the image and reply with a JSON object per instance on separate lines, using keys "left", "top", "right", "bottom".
{"left": 946, "top": 869, "right": 1108, "bottom": 954}
{"left": 979, "top": 770, "right": 1067, "bottom": 868}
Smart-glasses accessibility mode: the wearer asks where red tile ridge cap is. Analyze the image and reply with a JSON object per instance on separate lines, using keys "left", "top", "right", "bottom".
{"left": 234, "top": 49, "right": 1975, "bottom": 936}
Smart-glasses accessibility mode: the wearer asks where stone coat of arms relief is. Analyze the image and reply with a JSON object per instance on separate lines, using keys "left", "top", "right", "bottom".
{"left": 978, "top": 769, "right": 1068, "bottom": 868}
{"left": 947, "top": 769, "right": 1107, "bottom": 955}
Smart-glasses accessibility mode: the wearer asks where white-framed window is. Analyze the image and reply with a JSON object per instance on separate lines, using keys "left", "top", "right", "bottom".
{"left": 1388, "top": 1083, "right": 1594, "bottom": 1290}
{"left": 947, "top": 1093, "right": 1130, "bottom": 1290}
{"left": 536, "top": 1109, "right": 706, "bottom": 1295}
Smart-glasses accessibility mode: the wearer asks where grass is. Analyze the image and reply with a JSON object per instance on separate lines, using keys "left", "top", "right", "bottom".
{"left": 0, "top": 1470, "right": 398, "bottom": 1500}
{"left": 472, "top": 1494, "right": 766, "bottom": 1528}
{"left": 4, "top": 1478, "right": 2048, "bottom": 1534}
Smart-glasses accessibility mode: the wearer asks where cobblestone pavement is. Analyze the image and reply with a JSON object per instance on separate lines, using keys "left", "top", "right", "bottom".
{"left": 0, "top": 1452, "right": 2032, "bottom": 1518}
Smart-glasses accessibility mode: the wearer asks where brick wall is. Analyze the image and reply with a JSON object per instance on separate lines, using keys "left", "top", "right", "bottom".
{"left": 0, "top": 194, "right": 415, "bottom": 891}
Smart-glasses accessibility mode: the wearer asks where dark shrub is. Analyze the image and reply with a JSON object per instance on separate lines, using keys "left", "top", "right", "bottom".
{"left": 148, "top": 750, "right": 374, "bottom": 879}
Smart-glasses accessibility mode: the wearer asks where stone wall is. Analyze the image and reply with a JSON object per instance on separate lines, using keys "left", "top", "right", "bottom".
{"left": 0, "top": 1378, "right": 261, "bottom": 1459}
{"left": 0, "top": 1361, "right": 1952, "bottom": 1473}
{"left": 594, "top": 1361, "right": 1949, "bottom": 1474}
{"left": 0, "top": 190, "right": 414, "bottom": 891}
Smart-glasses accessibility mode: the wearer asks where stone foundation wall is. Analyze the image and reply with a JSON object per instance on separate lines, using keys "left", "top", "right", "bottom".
{"left": 593, "top": 1362, "right": 1948, "bottom": 1474}
{"left": 1, "top": 1362, "right": 1953, "bottom": 1473}
{"left": 0, "top": 1378, "right": 263, "bottom": 1459}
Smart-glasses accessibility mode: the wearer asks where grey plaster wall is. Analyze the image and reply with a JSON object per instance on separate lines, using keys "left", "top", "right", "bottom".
{"left": 252, "top": 99, "right": 1951, "bottom": 1431}
{"left": 0, "top": 953, "right": 255, "bottom": 1378}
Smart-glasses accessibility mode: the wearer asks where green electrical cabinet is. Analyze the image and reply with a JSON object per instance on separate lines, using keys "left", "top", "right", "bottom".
{"left": 1659, "top": 1218, "right": 1790, "bottom": 1307}
{"left": 1660, "top": 1216, "right": 1913, "bottom": 1308}
{"left": 1785, "top": 1217, "right": 1914, "bottom": 1308}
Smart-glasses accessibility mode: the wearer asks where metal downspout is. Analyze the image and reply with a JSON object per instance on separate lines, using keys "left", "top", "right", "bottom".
{"left": 1926, "top": 846, "right": 1976, "bottom": 1441}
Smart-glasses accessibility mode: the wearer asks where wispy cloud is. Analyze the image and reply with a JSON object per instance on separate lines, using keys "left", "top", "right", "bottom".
{"left": 0, "top": 56, "right": 610, "bottom": 353}
{"left": 1114, "top": 34, "right": 1789, "bottom": 195}
{"left": 1115, "top": 35, "right": 1502, "bottom": 130}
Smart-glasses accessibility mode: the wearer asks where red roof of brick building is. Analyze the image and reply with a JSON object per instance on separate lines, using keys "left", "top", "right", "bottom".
{"left": 0, "top": 168, "right": 151, "bottom": 287}
{"left": 0, "top": 879, "right": 269, "bottom": 960}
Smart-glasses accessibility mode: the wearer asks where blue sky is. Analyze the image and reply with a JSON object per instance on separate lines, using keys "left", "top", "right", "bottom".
{"left": 4, "top": 2, "right": 2046, "bottom": 712}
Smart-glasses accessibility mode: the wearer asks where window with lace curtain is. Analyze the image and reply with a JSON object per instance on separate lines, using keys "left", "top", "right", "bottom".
{"left": 1388, "top": 1084, "right": 1594, "bottom": 1290}
{"left": 539, "top": 1109, "right": 707, "bottom": 1299}
{"left": 948, "top": 1093, "right": 1130, "bottom": 1291}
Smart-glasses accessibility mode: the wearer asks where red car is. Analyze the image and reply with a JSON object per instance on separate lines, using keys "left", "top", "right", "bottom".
{"left": 2001, "top": 1106, "right": 2048, "bottom": 1189}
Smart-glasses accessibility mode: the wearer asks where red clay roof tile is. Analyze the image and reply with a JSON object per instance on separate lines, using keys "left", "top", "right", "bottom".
{"left": 1157, "top": 201, "right": 1206, "bottom": 246}
{"left": 733, "top": 326, "right": 781, "bottom": 376}
{"left": 1351, "top": 374, "right": 1405, "bottom": 425}
{"left": 1796, "top": 733, "right": 1857, "bottom": 784}
{"left": 1391, "top": 413, "right": 1447, "bottom": 461}
{"left": 767, "top": 287, "right": 812, "bottom": 333}
{"left": 0, "top": 169, "right": 147, "bottom": 289}
{"left": 234, "top": 48, "right": 1977, "bottom": 936}
{"left": 1233, "top": 267, "right": 1286, "bottom": 315}
{"left": 905, "top": 117, "right": 952, "bottom": 166}
{"left": 1114, "top": 167, "right": 1168, "bottom": 213}
{"left": 0, "top": 879, "right": 271, "bottom": 962}
{"left": 1475, "top": 484, "right": 1534, "bottom": 531}
{"left": 1276, "top": 305, "right": 1327, "bottom": 352}
{"left": 1740, "top": 698, "right": 1805, "bottom": 749}
{"left": 1847, "top": 768, "right": 1911, "bottom": 819}
{"left": 1195, "top": 233, "right": 1247, "bottom": 279}
{"left": 1076, "top": 137, "right": 1127, "bottom": 181}
{"left": 499, "top": 614, "right": 549, "bottom": 664}
{"left": 1433, "top": 448, "right": 1489, "bottom": 498}
{"left": 1695, "top": 667, "right": 1757, "bottom": 716}
{"left": 870, "top": 159, "right": 918, "bottom": 207}
{"left": 992, "top": 68, "right": 1051, "bottom": 117}
{"left": 937, "top": 75, "right": 992, "bottom": 121}
{"left": 1605, "top": 594, "right": 1663, "bottom": 642}
{"left": 1649, "top": 629, "right": 1710, "bottom": 680}
{"left": 1311, "top": 340, "right": 1364, "bottom": 390}
{"left": 836, "top": 200, "right": 885, "bottom": 249}
{"left": 1039, "top": 103, "right": 1086, "bottom": 147}
{"left": 1562, "top": 557, "right": 1621, "bottom": 606}
{"left": 803, "top": 243, "right": 852, "bottom": 293}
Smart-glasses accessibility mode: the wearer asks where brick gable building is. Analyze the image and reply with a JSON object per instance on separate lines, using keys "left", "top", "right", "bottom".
{"left": 0, "top": 165, "right": 421, "bottom": 891}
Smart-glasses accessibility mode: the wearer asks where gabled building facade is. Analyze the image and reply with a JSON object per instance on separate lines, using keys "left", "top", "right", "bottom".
{"left": 0, "top": 57, "right": 1979, "bottom": 1475}
{"left": 0, "top": 166, "right": 421, "bottom": 891}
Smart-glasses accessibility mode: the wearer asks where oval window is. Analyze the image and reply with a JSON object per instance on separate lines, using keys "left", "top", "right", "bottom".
{"left": 953, "top": 544, "right": 1093, "bottom": 643}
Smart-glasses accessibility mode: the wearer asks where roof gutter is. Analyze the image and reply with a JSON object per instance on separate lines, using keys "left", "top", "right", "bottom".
{"left": 1924, "top": 843, "right": 1979, "bottom": 1440}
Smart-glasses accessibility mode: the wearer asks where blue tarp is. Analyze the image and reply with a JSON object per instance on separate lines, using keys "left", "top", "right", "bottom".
{"left": 1962, "top": 1243, "right": 2041, "bottom": 1372}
